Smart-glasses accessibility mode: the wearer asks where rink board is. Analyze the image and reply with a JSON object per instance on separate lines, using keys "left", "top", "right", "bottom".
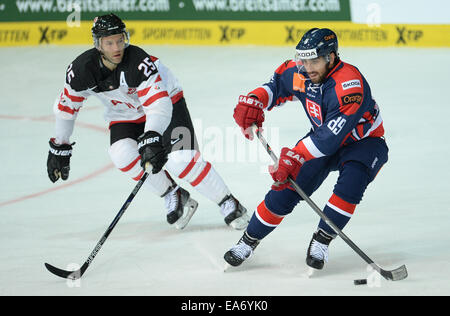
{"left": 0, "top": 21, "right": 449, "bottom": 47}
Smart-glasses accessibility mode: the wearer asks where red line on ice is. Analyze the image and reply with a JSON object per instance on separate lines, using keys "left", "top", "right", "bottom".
{"left": 0, "top": 113, "right": 113, "bottom": 208}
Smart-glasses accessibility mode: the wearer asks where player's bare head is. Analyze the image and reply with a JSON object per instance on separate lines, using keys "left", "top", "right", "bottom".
{"left": 295, "top": 28, "right": 339, "bottom": 83}
{"left": 92, "top": 13, "right": 129, "bottom": 65}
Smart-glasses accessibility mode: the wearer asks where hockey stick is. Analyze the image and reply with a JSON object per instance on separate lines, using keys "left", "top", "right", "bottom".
{"left": 252, "top": 125, "right": 408, "bottom": 281}
{"left": 45, "top": 171, "right": 150, "bottom": 280}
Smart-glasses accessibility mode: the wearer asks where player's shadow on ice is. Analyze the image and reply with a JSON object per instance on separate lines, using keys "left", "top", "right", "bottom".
{"left": 47, "top": 220, "right": 231, "bottom": 244}
{"left": 225, "top": 248, "right": 408, "bottom": 279}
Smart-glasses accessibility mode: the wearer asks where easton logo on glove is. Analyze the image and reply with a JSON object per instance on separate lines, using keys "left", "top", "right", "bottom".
{"left": 238, "top": 95, "right": 264, "bottom": 109}
{"left": 269, "top": 147, "right": 305, "bottom": 191}
{"left": 286, "top": 150, "right": 305, "bottom": 164}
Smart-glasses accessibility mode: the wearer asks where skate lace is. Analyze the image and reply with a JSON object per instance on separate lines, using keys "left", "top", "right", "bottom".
{"left": 310, "top": 240, "right": 329, "bottom": 262}
{"left": 164, "top": 186, "right": 180, "bottom": 214}
{"left": 230, "top": 241, "right": 253, "bottom": 260}
{"left": 220, "top": 196, "right": 237, "bottom": 217}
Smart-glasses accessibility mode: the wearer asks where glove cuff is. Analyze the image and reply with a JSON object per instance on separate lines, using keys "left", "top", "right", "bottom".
{"left": 238, "top": 95, "right": 264, "bottom": 110}
{"left": 280, "top": 147, "right": 305, "bottom": 165}
{"left": 49, "top": 138, "right": 74, "bottom": 156}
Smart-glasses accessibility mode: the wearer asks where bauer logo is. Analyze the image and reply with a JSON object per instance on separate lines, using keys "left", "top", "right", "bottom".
{"left": 341, "top": 79, "right": 361, "bottom": 90}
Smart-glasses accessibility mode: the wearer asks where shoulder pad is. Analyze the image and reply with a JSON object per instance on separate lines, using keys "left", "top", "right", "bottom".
{"left": 329, "top": 63, "right": 364, "bottom": 116}
{"left": 66, "top": 48, "right": 99, "bottom": 92}
{"left": 123, "top": 45, "right": 159, "bottom": 87}
{"left": 275, "top": 59, "right": 296, "bottom": 75}
{"left": 330, "top": 63, "right": 363, "bottom": 91}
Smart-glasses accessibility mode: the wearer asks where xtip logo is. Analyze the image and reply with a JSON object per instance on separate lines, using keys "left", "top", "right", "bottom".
{"left": 285, "top": 26, "right": 311, "bottom": 43}
{"left": 39, "top": 26, "right": 68, "bottom": 44}
{"left": 396, "top": 26, "right": 423, "bottom": 45}
{"left": 219, "top": 25, "right": 245, "bottom": 42}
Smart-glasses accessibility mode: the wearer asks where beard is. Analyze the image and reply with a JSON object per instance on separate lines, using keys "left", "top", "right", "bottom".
{"left": 308, "top": 72, "right": 327, "bottom": 84}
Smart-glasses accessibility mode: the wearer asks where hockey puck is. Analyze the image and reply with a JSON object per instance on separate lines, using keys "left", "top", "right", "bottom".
{"left": 354, "top": 279, "right": 368, "bottom": 285}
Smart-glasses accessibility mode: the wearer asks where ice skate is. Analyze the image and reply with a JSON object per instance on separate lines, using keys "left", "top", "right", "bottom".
{"left": 220, "top": 194, "right": 250, "bottom": 230}
{"left": 224, "top": 232, "right": 260, "bottom": 267}
{"left": 163, "top": 185, "right": 198, "bottom": 230}
{"left": 306, "top": 229, "right": 333, "bottom": 270}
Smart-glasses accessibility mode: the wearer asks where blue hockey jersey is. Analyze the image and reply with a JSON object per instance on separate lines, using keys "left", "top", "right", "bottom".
{"left": 249, "top": 59, "right": 384, "bottom": 161}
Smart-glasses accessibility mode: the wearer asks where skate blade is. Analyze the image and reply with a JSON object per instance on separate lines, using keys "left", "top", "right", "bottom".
{"left": 301, "top": 267, "right": 316, "bottom": 278}
{"left": 223, "top": 263, "right": 232, "bottom": 272}
{"left": 229, "top": 213, "right": 251, "bottom": 230}
{"left": 175, "top": 198, "right": 198, "bottom": 230}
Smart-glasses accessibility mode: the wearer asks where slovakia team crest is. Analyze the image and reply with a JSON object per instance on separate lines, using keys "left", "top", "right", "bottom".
{"left": 306, "top": 99, "right": 323, "bottom": 127}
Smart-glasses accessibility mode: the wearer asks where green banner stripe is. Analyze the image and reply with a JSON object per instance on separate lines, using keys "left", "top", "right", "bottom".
{"left": 0, "top": 0, "right": 351, "bottom": 21}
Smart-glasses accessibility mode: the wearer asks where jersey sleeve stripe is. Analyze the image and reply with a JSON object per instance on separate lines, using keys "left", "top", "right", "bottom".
{"left": 249, "top": 86, "right": 272, "bottom": 110}
{"left": 57, "top": 103, "right": 80, "bottom": 115}
{"left": 170, "top": 91, "right": 184, "bottom": 104}
{"left": 273, "top": 95, "right": 293, "bottom": 108}
{"left": 64, "top": 88, "right": 85, "bottom": 102}
{"left": 293, "top": 136, "right": 325, "bottom": 161}
{"left": 365, "top": 113, "right": 383, "bottom": 138}
{"left": 137, "top": 86, "right": 151, "bottom": 98}
{"left": 137, "top": 75, "right": 162, "bottom": 98}
{"left": 142, "top": 91, "right": 170, "bottom": 107}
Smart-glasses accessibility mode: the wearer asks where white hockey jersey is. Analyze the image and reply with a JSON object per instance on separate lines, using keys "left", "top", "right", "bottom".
{"left": 53, "top": 45, "right": 183, "bottom": 143}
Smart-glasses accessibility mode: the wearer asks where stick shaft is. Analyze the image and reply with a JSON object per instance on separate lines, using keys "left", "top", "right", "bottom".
{"left": 252, "top": 126, "right": 379, "bottom": 267}
{"left": 45, "top": 172, "right": 149, "bottom": 279}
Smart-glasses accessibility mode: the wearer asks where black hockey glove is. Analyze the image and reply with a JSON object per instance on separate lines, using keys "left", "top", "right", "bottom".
{"left": 47, "top": 138, "right": 74, "bottom": 183}
{"left": 137, "top": 131, "right": 168, "bottom": 174}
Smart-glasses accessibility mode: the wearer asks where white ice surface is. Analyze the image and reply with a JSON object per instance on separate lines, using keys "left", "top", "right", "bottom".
{"left": 0, "top": 45, "right": 449, "bottom": 296}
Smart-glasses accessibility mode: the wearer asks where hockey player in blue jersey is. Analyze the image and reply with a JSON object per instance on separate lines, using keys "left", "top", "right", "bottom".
{"left": 224, "top": 28, "right": 388, "bottom": 271}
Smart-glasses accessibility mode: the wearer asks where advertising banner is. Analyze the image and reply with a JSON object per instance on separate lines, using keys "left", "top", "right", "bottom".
{"left": 0, "top": 0, "right": 351, "bottom": 21}
{"left": 1, "top": 20, "right": 449, "bottom": 47}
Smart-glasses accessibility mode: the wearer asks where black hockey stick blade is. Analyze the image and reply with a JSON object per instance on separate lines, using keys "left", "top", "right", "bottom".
{"left": 45, "top": 262, "right": 88, "bottom": 280}
{"left": 381, "top": 264, "right": 408, "bottom": 281}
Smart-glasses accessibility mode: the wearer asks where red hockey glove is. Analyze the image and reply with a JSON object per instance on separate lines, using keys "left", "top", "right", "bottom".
{"left": 233, "top": 95, "right": 265, "bottom": 140}
{"left": 269, "top": 147, "right": 305, "bottom": 191}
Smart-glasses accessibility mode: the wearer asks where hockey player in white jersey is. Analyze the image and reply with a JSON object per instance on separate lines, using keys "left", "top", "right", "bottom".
{"left": 46, "top": 13, "right": 249, "bottom": 230}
